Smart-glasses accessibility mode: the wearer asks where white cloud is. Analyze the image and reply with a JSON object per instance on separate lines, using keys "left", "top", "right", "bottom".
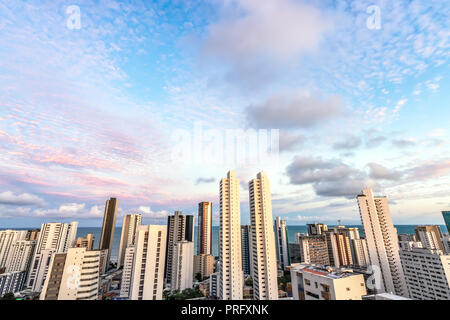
{"left": 0, "top": 191, "right": 46, "bottom": 207}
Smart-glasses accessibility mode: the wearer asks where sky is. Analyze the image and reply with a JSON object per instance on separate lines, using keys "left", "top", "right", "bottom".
{"left": 0, "top": 0, "right": 449, "bottom": 228}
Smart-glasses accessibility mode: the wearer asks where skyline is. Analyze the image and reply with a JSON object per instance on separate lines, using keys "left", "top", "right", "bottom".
{"left": 1, "top": 0, "right": 450, "bottom": 228}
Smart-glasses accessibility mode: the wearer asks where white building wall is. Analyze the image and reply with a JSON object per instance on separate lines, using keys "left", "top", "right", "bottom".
{"left": 129, "top": 225, "right": 167, "bottom": 300}
{"left": 5, "top": 240, "right": 36, "bottom": 272}
{"left": 171, "top": 241, "right": 193, "bottom": 291}
{"left": 218, "top": 170, "right": 243, "bottom": 300}
{"left": 117, "top": 214, "right": 142, "bottom": 268}
{"left": 0, "top": 230, "right": 27, "bottom": 268}
{"left": 357, "top": 189, "right": 407, "bottom": 296}
{"left": 249, "top": 171, "right": 278, "bottom": 300}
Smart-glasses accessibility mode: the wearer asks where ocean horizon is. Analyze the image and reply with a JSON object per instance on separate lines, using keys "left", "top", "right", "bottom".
{"left": 3, "top": 224, "right": 446, "bottom": 261}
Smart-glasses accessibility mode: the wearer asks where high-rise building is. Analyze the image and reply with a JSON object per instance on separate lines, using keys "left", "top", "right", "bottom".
{"left": 274, "top": 217, "right": 290, "bottom": 270}
{"left": 352, "top": 239, "right": 370, "bottom": 267}
{"left": 400, "top": 248, "right": 450, "bottom": 300}
{"left": 442, "top": 211, "right": 450, "bottom": 234}
{"left": 198, "top": 202, "right": 212, "bottom": 255}
{"left": 27, "top": 222, "right": 78, "bottom": 292}
{"left": 414, "top": 225, "right": 445, "bottom": 251}
{"left": 241, "top": 225, "right": 252, "bottom": 276}
{"left": 117, "top": 214, "right": 142, "bottom": 268}
{"left": 40, "top": 247, "right": 101, "bottom": 300}
{"left": 129, "top": 225, "right": 167, "bottom": 300}
{"left": 75, "top": 234, "right": 94, "bottom": 251}
{"left": 99, "top": 197, "right": 118, "bottom": 267}
{"left": 164, "top": 211, "right": 194, "bottom": 285}
{"left": 0, "top": 230, "right": 27, "bottom": 268}
{"left": 248, "top": 171, "right": 278, "bottom": 300}
{"left": 218, "top": 170, "right": 243, "bottom": 300}
{"left": 357, "top": 188, "right": 407, "bottom": 296}
{"left": 0, "top": 271, "right": 27, "bottom": 296}
{"left": 119, "top": 246, "right": 135, "bottom": 298}
{"left": 307, "top": 223, "right": 328, "bottom": 236}
{"left": 296, "top": 234, "right": 330, "bottom": 266}
{"left": 194, "top": 254, "right": 215, "bottom": 280}
{"left": 290, "top": 263, "right": 367, "bottom": 300}
{"left": 5, "top": 240, "right": 36, "bottom": 273}
{"left": 324, "top": 231, "right": 353, "bottom": 267}
{"left": 171, "top": 241, "right": 194, "bottom": 292}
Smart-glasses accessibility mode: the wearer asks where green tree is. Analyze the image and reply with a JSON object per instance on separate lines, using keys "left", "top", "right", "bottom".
{"left": 245, "top": 277, "right": 253, "bottom": 286}
{"left": 1, "top": 292, "right": 16, "bottom": 300}
{"left": 195, "top": 272, "right": 202, "bottom": 282}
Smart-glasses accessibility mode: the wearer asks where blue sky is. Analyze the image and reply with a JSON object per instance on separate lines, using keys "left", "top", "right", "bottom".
{"left": 0, "top": 0, "right": 449, "bottom": 227}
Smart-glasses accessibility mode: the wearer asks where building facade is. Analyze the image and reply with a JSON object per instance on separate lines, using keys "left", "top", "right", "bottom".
{"left": 40, "top": 247, "right": 101, "bottom": 300}
{"left": 117, "top": 214, "right": 142, "bottom": 268}
{"left": 218, "top": 170, "right": 243, "bottom": 300}
{"left": 129, "top": 225, "right": 167, "bottom": 300}
{"left": 5, "top": 240, "right": 36, "bottom": 273}
{"left": 400, "top": 248, "right": 450, "bottom": 300}
{"left": 75, "top": 234, "right": 94, "bottom": 251}
{"left": 357, "top": 189, "right": 407, "bottom": 296}
{"left": 27, "top": 222, "right": 78, "bottom": 292}
{"left": 290, "top": 264, "right": 367, "bottom": 300}
{"left": 274, "top": 217, "right": 290, "bottom": 270}
{"left": 99, "top": 197, "right": 118, "bottom": 267}
{"left": 198, "top": 202, "right": 213, "bottom": 255}
{"left": 171, "top": 241, "right": 194, "bottom": 292}
{"left": 164, "top": 211, "right": 194, "bottom": 285}
{"left": 414, "top": 225, "right": 445, "bottom": 251}
{"left": 241, "top": 225, "right": 252, "bottom": 276}
{"left": 194, "top": 254, "right": 215, "bottom": 280}
{"left": 0, "top": 230, "right": 28, "bottom": 268}
{"left": 248, "top": 171, "right": 278, "bottom": 300}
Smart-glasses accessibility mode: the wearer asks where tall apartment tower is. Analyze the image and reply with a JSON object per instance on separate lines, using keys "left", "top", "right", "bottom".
{"left": 218, "top": 170, "right": 243, "bottom": 300}
{"left": 249, "top": 172, "right": 278, "bottom": 300}
{"left": 198, "top": 202, "right": 213, "bottom": 255}
{"left": 324, "top": 231, "right": 353, "bottom": 267}
{"left": 27, "top": 222, "right": 78, "bottom": 292}
{"left": 171, "top": 241, "right": 194, "bottom": 292}
{"left": 40, "top": 247, "right": 101, "bottom": 300}
{"left": 117, "top": 214, "right": 142, "bottom": 268}
{"left": 0, "top": 230, "right": 28, "bottom": 268}
{"left": 129, "top": 225, "right": 167, "bottom": 300}
{"left": 357, "top": 188, "right": 407, "bottom": 296}
{"left": 99, "top": 197, "right": 118, "bottom": 267}
{"left": 164, "top": 211, "right": 194, "bottom": 285}
{"left": 415, "top": 226, "right": 445, "bottom": 251}
{"left": 119, "top": 246, "right": 136, "bottom": 298}
{"left": 5, "top": 240, "right": 36, "bottom": 273}
{"left": 274, "top": 217, "right": 290, "bottom": 270}
{"left": 241, "top": 225, "right": 252, "bottom": 276}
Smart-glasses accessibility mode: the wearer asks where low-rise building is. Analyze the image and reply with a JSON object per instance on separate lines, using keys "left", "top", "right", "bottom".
{"left": 290, "top": 263, "right": 367, "bottom": 300}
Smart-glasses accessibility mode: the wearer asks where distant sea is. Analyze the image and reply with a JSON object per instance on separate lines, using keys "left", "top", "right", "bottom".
{"left": 2, "top": 225, "right": 447, "bottom": 262}
{"left": 75, "top": 224, "right": 447, "bottom": 261}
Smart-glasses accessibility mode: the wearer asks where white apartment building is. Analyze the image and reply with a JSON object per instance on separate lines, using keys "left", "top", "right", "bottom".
{"left": 414, "top": 225, "right": 445, "bottom": 251}
{"left": 0, "top": 230, "right": 27, "bottom": 268}
{"left": 274, "top": 217, "right": 290, "bottom": 270}
{"left": 119, "top": 246, "right": 135, "bottom": 298}
{"left": 400, "top": 248, "right": 450, "bottom": 300}
{"left": 129, "top": 225, "right": 167, "bottom": 300}
{"left": 290, "top": 263, "right": 367, "bottom": 300}
{"left": 357, "top": 189, "right": 407, "bottom": 296}
{"left": 352, "top": 239, "right": 370, "bottom": 267}
{"left": 27, "top": 222, "right": 78, "bottom": 292}
{"left": 218, "top": 170, "right": 243, "bottom": 300}
{"left": 249, "top": 171, "right": 278, "bottom": 300}
{"left": 5, "top": 240, "right": 36, "bottom": 273}
{"left": 117, "top": 214, "right": 142, "bottom": 268}
{"left": 171, "top": 241, "right": 194, "bottom": 291}
{"left": 40, "top": 247, "right": 101, "bottom": 300}
{"left": 0, "top": 271, "right": 27, "bottom": 295}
